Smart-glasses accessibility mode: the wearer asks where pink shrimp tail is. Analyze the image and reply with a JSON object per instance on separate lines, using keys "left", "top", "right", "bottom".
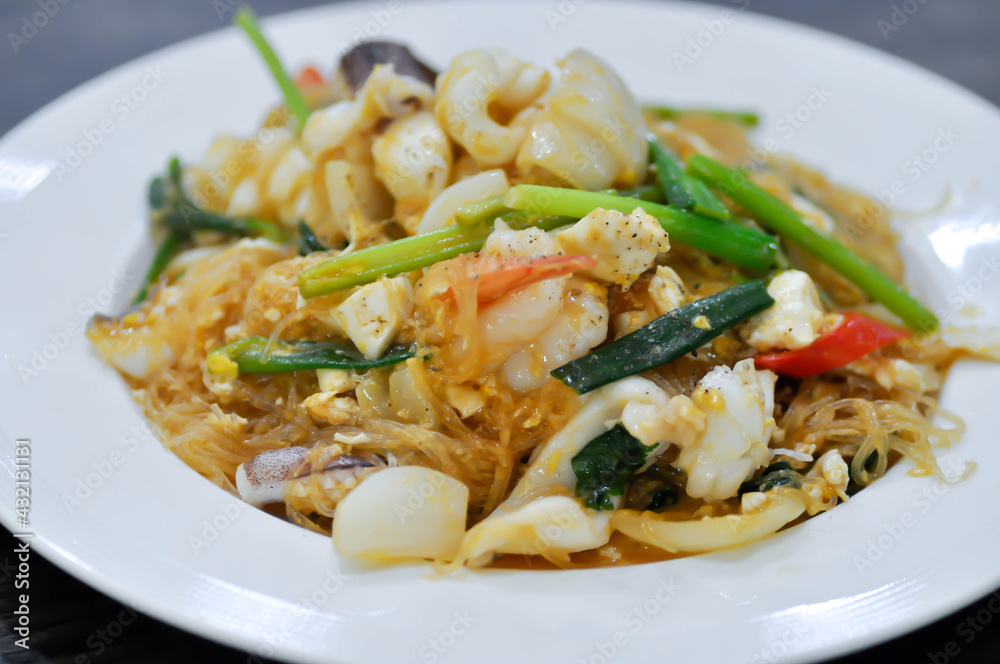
{"left": 474, "top": 254, "right": 597, "bottom": 304}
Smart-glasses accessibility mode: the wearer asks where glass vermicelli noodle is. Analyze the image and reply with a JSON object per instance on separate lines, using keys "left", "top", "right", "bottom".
{"left": 89, "top": 18, "right": 989, "bottom": 569}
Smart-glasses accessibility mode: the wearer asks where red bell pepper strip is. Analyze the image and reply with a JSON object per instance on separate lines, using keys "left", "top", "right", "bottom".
{"left": 296, "top": 66, "right": 324, "bottom": 88}
{"left": 753, "top": 312, "right": 909, "bottom": 379}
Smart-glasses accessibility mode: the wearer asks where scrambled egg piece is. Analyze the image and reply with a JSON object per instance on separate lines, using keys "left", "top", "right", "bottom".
{"left": 848, "top": 356, "right": 942, "bottom": 394}
{"left": 648, "top": 265, "right": 688, "bottom": 315}
{"left": 333, "top": 276, "right": 413, "bottom": 359}
{"left": 742, "top": 269, "right": 824, "bottom": 351}
{"left": 316, "top": 369, "right": 357, "bottom": 395}
{"left": 302, "top": 392, "right": 360, "bottom": 426}
{"left": 556, "top": 207, "right": 669, "bottom": 290}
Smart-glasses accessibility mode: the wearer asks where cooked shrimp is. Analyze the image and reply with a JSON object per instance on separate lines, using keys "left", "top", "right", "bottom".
{"left": 502, "top": 277, "right": 609, "bottom": 392}
{"left": 476, "top": 223, "right": 573, "bottom": 371}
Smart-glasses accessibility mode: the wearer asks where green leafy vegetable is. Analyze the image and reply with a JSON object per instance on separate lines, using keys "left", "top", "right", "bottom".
{"left": 502, "top": 184, "right": 778, "bottom": 273}
{"left": 234, "top": 7, "right": 312, "bottom": 129}
{"left": 686, "top": 155, "right": 938, "bottom": 332}
{"left": 207, "top": 336, "right": 413, "bottom": 377}
{"left": 552, "top": 280, "right": 774, "bottom": 394}
{"left": 738, "top": 461, "right": 801, "bottom": 495}
{"left": 649, "top": 140, "right": 730, "bottom": 221}
{"left": 646, "top": 485, "right": 680, "bottom": 511}
{"left": 297, "top": 214, "right": 573, "bottom": 299}
{"left": 642, "top": 105, "right": 760, "bottom": 127}
{"left": 297, "top": 220, "right": 328, "bottom": 255}
{"left": 150, "top": 157, "right": 288, "bottom": 242}
{"left": 572, "top": 424, "right": 650, "bottom": 511}
{"left": 132, "top": 228, "right": 188, "bottom": 305}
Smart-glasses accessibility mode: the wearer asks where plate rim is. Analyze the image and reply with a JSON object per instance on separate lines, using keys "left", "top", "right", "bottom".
{"left": 2, "top": 2, "right": 1000, "bottom": 663}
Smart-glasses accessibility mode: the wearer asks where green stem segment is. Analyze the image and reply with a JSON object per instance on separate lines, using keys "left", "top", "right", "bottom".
{"left": 455, "top": 186, "right": 666, "bottom": 227}
{"left": 649, "top": 140, "right": 730, "bottom": 221}
{"left": 235, "top": 8, "right": 311, "bottom": 129}
{"left": 132, "top": 229, "right": 188, "bottom": 305}
{"left": 454, "top": 197, "right": 508, "bottom": 226}
{"left": 502, "top": 185, "right": 778, "bottom": 273}
{"left": 551, "top": 280, "right": 774, "bottom": 394}
{"left": 686, "top": 155, "right": 938, "bottom": 332}
{"left": 601, "top": 184, "right": 667, "bottom": 204}
{"left": 207, "top": 336, "right": 413, "bottom": 377}
{"left": 297, "top": 214, "right": 573, "bottom": 298}
{"left": 642, "top": 105, "right": 760, "bottom": 127}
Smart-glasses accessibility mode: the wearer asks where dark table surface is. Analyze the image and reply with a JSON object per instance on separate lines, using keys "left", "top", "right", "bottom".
{"left": 2, "top": 1, "right": 1000, "bottom": 662}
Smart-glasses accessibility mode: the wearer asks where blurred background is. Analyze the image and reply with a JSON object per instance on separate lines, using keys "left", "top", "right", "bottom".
{"left": 1, "top": 0, "right": 999, "bottom": 135}
{"left": 2, "top": 0, "right": 999, "bottom": 663}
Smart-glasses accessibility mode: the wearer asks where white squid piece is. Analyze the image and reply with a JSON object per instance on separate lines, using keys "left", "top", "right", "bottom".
{"left": 416, "top": 168, "right": 509, "bottom": 234}
{"left": 672, "top": 359, "right": 778, "bottom": 501}
{"left": 333, "top": 466, "right": 469, "bottom": 563}
{"left": 457, "top": 377, "right": 674, "bottom": 566}
{"left": 516, "top": 49, "right": 648, "bottom": 190}
{"left": 372, "top": 111, "right": 453, "bottom": 232}
{"left": 434, "top": 48, "right": 550, "bottom": 167}
{"left": 302, "top": 64, "right": 435, "bottom": 156}
{"left": 88, "top": 321, "right": 175, "bottom": 380}
{"left": 612, "top": 492, "right": 807, "bottom": 554}
{"left": 235, "top": 447, "right": 382, "bottom": 507}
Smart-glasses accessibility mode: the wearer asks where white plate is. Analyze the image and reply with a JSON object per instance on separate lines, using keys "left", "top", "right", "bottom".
{"left": 2, "top": 2, "right": 999, "bottom": 662}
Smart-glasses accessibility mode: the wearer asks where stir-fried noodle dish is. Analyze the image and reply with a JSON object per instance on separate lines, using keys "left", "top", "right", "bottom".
{"left": 90, "top": 15, "right": 983, "bottom": 569}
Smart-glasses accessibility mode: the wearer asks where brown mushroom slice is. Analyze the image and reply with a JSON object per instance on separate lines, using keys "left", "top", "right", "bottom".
{"left": 340, "top": 41, "right": 437, "bottom": 92}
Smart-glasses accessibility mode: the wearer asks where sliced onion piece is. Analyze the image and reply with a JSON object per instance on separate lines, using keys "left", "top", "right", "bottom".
{"left": 611, "top": 492, "right": 806, "bottom": 553}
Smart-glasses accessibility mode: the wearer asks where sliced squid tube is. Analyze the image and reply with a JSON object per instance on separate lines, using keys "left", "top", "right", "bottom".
{"left": 333, "top": 466, "right": 469, "bottom": 563}
{"left": 457, "top": 377, "right": 673, "bottom": 565}
{"left": 235, "top": 447, "right": 380, "bottom": 507}
{"left": 458, "top": 496, "right": 611, "bottom": 565}
{"left": 610, "top": 491, "right": 807, "bottom": 554}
